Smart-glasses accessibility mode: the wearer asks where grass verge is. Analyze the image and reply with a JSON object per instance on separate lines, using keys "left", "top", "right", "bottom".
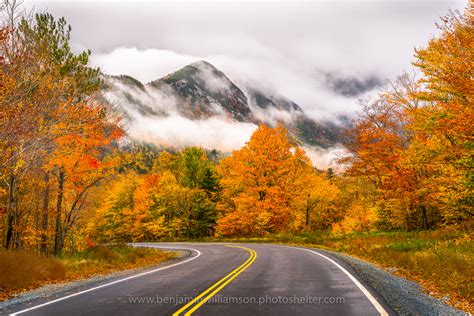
{"left": 0, "top": 244, "right": 177, "bottom": 301}
{"left": 208, "top": 223, "right": 473, "bottom": 313}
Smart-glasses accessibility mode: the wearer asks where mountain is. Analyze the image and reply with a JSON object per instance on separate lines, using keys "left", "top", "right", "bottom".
{"left": 102, "top": 60, "right": 341, "bottom": 148}
{"left": 156, "top": 61, "right": 251, "bottom": 122}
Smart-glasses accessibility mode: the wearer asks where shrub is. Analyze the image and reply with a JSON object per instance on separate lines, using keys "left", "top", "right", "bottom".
{"left": 0, "top": 251, "right": 66, "bottom": 290}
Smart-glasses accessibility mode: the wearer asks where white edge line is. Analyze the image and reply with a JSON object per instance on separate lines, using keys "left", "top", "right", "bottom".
{"left": 289, "top": 246, "right": 389, "bottom": 316}
{"left": 10, "top": 246, "right": 202, "bottom": 316}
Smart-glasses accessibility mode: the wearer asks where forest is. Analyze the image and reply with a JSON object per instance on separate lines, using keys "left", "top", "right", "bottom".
{"left": 1, "top": 6, "right": 472, "bottom": 252}
{"left": 0, "top": 2, "right": 472, "bottom": 310}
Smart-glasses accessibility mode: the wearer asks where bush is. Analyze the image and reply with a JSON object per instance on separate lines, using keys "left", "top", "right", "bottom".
{"left": 0, "top": 245, "right": 176, "bottom": 301}
{"left": 0, "top": 251, "right": 66, "bottom": 290}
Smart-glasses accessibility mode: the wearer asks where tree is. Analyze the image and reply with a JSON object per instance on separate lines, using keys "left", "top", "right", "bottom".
{"left": 332, "top": 175, "right": 380, "bottom": 233}
{"left": 47, "top": 105, "right": 122, "bottom": 254}
{"left": 0, "top": 8, "right": 123, "bottom": 253}
{"left": 340, "top": 8, "right": 473, "bottom": 230}
{"left": 216, "top": 124, "right": 311, "bottom": 236}
{"left": 341, "top": 74, "right": 434, "bottom": 230}
{"left": 411, "top": 10, "right": 473, "bottom": 222}
{"left": 292, "top": 170, "right": 340, "bottom": 231}
{"left": 175, "top": 147, "right": 219, "bottom": 194}
{"left": 89, "top": 173, "right": 141, "bottom": 242}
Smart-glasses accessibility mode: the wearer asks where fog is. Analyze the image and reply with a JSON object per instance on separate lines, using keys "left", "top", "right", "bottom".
{"left": 25, "top": 0, "right": 467, "bottom": 167}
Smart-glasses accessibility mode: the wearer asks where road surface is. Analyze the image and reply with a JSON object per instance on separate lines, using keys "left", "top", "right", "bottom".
{"left": 5, "top": 243, "right": 394, "bottom": 315}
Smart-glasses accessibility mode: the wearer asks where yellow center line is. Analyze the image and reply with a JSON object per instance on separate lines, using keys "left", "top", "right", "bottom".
{"left": 172, "top": 245, "right": 257, "bottom": 316}
{"left": 172, "top": 246, "right": 254, "bottom": 315}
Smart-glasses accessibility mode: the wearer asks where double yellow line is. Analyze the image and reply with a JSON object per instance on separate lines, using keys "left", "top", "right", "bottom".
{"left": 172, "top": 245, "right": 257, "bottom": 316}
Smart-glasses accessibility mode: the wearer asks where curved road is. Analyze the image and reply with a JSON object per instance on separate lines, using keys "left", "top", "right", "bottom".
{"left": 5, "top": 243, "right": 394, "bottom": 316}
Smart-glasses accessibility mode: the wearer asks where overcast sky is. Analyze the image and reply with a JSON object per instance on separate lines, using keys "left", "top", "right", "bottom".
{"left": 25, "top": 0, "right": 467, "bottom": 119}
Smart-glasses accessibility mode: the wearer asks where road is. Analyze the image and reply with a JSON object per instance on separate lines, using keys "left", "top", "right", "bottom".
{"left": 5, "top": 243, "right": 394, "bottom": 316}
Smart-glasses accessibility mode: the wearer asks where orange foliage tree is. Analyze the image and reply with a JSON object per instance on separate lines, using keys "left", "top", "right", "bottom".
{"left": 341, "top": 9, "right": 473, "bottom": 230}
{"left": 216, "top": 125, "right": 316, "bottom": 236}
{"left": 410, "top": 9, "right": 473, "bottom": 222}
{"left": 0, "top": 10, "right": 123, "bottom": 253}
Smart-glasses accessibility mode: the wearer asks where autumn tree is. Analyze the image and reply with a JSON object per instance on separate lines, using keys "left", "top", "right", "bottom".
{"left": 88, "top": 147, "right": 218, "bottom": 241}
{"left": 0, "top": 6, "right": 122, "bottom": 253}
{"left": 342, "top": 74, "right": 437, "bottom": 229}
{"left": 88, "top": 173, "right": 138, "bottom": 242}
{"left": 291, "top": 169, "right": 340, "bottom": 231}
{"left": 410, "top": 9, "right": 473, "bottom": 223}
{"left": 216, "top": 125, "right": 311, "bottom": 236}
{"left": 134, "top": 172, "right": 216, "bottom": 239}
{"left": 341, "top": 8, "right": 473, "bottom": 230}
{"left": 331, "top": 175, "right": 380, "bottom": 233}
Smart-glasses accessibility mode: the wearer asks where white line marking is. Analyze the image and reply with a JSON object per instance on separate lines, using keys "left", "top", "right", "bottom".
{"left": 288, "top": 246, "right": 389, "bottom": 316}
{"left": 10, "top": 246, "right": 201, "bottom": 315}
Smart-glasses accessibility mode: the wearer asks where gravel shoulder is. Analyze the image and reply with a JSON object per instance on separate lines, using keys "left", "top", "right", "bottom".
{"left": 1, "top": 245, "right": 468, "bottom": 315}
{"left": 313, "top": 247, "right": 467, "bottom": 316}
{"left": 0, "top": 249, "right": 190, "bottom": 312}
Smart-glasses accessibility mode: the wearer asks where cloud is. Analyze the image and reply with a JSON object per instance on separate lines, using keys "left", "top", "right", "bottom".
{"left": 24, "top": 0, "right": 467, "bottom": 168}
{"left": 127, "top": 113, "right": 257, "bottom": 152}
{"left": 302, "top": 146, "right": 349, "bottom": 171}
{"left": 27, "top": 0, "right": 466, "bottom": 120}
{"left": 324, "top": 73, "right": 384, "bottom": 97}
{"left": 125, "top": 106, "right": 347, "bottom": 170}
{"left": 91, "top": 48, "right": 200, "bottom": 83}
{"left": 103, "top": 73, "right": 257, "bottom": 152}
{"left": 104, "top": 71, "right": 344, "bottom": 168}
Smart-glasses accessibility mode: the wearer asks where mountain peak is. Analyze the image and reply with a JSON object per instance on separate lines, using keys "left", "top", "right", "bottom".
{"left": 102, "top": 61, "right": 342, "bottom": 147}
{"left": 165, "top": 60, "right": 231, "bottom": 90}
{"left": 189, "top": 59, "right": 215, "bottom": 68}
{"left": 158, "top": 60, "right": 251, "bottom": 121}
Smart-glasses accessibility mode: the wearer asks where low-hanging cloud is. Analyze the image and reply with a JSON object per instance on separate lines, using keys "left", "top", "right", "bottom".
{"left": 103, "top": 74, "right": 257, "bottom": 152}
{"left": 302, "top": 146, "right": 350, "bottom": 171}
{"left": 45, "top": 0, "right": 466, "bottom": 121}
{"left": 127, "top": 113, "right": 257, "bottom": 152}
{"left": 26, "top": 0, "right": 466, "bottom": 168}
{"left": 126, "top": 108, "right": 345, "bottom": 171}
{"left": 104, "top": 73, "right": 344, "bottom": 168}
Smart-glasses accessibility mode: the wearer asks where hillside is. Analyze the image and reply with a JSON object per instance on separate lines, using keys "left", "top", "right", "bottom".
{"left": 102, "top": 60, "right": 342, "bottom": 148}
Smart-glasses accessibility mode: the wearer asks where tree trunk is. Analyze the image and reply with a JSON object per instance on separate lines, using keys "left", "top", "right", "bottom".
{"left": 420, "top": 205, "right": 428, "bottom": 230}
{"left": 54, "top": 170, "right": 65, "bottom": 256}
{"left": 305, "top": 195, "right": 310, "bottom": 226}
{"left": 305, "top": 205, "right": 310, "bottom": 226}
{"left": 5, "top": 174, "right": 15, "bottom": 250}
{"left": 40, "top": 172, "right": 50, "bottom": 254}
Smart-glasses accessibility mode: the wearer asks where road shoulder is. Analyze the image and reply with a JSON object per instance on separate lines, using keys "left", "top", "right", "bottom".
{"left": 0, "top": 249, "right": 190, "bottom": 313}
{"left": 307, "top": 247, "right": 466, "bottom": 316}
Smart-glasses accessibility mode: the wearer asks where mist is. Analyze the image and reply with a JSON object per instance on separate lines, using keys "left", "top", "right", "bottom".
{"left": 127, "top": 113, "right": 257, "bottom": 153}
{"left": 24, "top": 0, "right": 467, "bottom": 168}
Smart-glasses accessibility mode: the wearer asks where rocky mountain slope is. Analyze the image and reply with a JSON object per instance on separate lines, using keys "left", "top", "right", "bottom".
{"left": 102, "top": 60, "right": 342, "bottom": 148}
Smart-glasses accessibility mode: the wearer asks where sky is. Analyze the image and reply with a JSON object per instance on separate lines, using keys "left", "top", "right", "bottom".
{"left": 24, "top": 0, "right": 467, "bottom": 118}
{"left": 22, "top": 0, "right": 468, "bottom": 167}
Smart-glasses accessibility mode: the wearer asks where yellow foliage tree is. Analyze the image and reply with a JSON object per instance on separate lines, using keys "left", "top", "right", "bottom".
{"left": 411, "top": 10, "right": 473, "bottom": 222}
{"left": 291, "top": 170, "right": 341, "bottom": 231}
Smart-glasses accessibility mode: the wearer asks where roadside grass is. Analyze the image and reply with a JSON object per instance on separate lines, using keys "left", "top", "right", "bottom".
{"left": 0, "top": 244, "right": 177, "bottom": 301}
{"left": 208, "top": 222, "right": 473, "bottom": 312}
{"left": 2, "top": 231, "right": 470, "bottom": 311}
{"left": 0, "top": 251, "right": 67, "bottom": 292}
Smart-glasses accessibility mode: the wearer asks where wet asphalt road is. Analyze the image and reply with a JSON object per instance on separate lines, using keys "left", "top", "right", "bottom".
{"left": 5, "top": 243, "right": 394, "bottom": 316}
